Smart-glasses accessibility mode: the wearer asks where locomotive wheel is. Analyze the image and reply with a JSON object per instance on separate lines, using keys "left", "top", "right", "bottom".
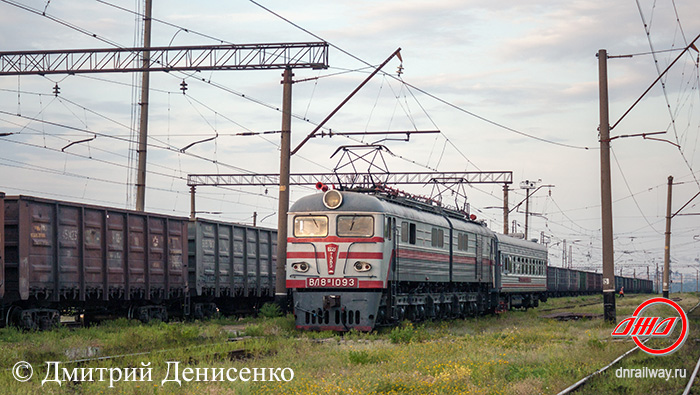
{"left": 417, "top": 305, "right": 426, "bottom": 321}
{"left": 397, "top": 306, "right": 405, "bottom": 322}
{"left": 376, "top": 307, "right": 387, "bottom": 324}
{"left": 434, "top": 304, "right": 441, "bottom": 320}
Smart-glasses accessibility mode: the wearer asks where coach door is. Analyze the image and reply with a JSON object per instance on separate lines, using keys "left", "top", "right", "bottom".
{"left": 475, "top": 234, "right": 483, "bottom": 281}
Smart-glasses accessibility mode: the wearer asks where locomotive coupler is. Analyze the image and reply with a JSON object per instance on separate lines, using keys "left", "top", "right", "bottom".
{"left": 323, "top": 295, "right": 341, "bottom": 310}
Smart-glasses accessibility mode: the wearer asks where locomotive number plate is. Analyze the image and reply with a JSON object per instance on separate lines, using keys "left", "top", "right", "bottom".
{"left": 306, "top": 277, "right": 359, "bottom": 288}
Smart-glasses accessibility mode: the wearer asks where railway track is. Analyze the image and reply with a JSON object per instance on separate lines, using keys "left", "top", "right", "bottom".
{"left": 4, "top": 336, "right": 252, "bottom": 374}
{"left": 682, "top": 302, "right": 700, "bottom": 395}
{"left": 557, "top": 299, "right": 700, "bottom": 394}
{"left": 538, "top": 300, "right": 602, "bottom": 312}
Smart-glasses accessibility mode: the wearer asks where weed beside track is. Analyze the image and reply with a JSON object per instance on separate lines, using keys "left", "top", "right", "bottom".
{"left": 0, "top": 293, "right": 696, "bottom": 394}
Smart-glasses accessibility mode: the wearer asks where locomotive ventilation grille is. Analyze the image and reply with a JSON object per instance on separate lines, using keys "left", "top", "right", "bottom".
{"left": 305, "top": 309, "right": 361, "bottom": 326}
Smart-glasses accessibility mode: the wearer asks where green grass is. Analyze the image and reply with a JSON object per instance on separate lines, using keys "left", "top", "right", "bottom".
{"left": 0, "top": 293, "right": 697, "bottom": 394}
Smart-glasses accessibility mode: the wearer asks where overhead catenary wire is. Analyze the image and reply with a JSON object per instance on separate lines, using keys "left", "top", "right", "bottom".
{"left": 4, "top": 0, "right": 508, "bottom": 180}
{"left": 0, "top": 0, "right": 342, "bottom": 174}
{"left": 633, "top": 1, "right": 700, "bottom": 188}
{"left": 611, "top": 147, "right": 663, "bottom": 235}
{"left": 3, "top": 1, "right": 698, "bottom": 270}
{"left": 247, "top": 0, "right": 593, "bottom": 152}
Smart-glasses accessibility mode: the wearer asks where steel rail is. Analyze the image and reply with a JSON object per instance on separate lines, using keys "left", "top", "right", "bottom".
{"left": 558, "top": 300, "right": 700, "bottom": 394}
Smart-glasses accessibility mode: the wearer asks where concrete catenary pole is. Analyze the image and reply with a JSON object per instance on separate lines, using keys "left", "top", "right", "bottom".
{"left": 276, "top": 67, "right": 293, "bottom": 309}
{"left": 135, "top": 0, "right": 153, "bottom": 212}
{"left": 663, "top": 175, "right": 673, "bottom": 298}
{"left": 189, "top": 185, "right": 195, "bottom": 220}
{"left": 562, "top": 239, "right": 567, "bottom": 267}
{"left": 656, "top": 260, "right": 659, "bottom": 293}
{"left": 598, "top": 49, "right": 616, "bottom": 323}
{"left": 503, "top": 184, "right": 509, "bottom": 235}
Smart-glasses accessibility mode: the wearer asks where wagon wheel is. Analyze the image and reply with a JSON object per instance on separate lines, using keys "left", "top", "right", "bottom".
{"left": 5, "top": 305, "right": 20, "bottom": 328}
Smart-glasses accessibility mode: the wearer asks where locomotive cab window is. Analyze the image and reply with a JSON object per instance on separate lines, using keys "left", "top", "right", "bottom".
{"left": 293, "top": 216, "right": 328, "bottom": 237}
{"left": 337, "top": 215, "right": 374, "bottom": 237}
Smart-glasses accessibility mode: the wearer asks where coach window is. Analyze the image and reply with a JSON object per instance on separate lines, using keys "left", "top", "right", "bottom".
{"left": 409, "top": 223, "right": 417, "bottom": 245}
{"left": 294, "top": 216, "right": 328, "bottom": 237}
{"left": 337, "top": 215, "right": 374, "bottom": 237}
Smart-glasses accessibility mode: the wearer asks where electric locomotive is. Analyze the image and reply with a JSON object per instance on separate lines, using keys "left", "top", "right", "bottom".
{"left": 287, "top": 188, "right": 512, "bottom": 331}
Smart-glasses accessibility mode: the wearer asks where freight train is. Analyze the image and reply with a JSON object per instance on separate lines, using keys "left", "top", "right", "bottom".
{"left": 0, "top": 192, "right": 276, "bottom": 329}
{"left": 286, "top": 188, "right": 653, "bottom": 331}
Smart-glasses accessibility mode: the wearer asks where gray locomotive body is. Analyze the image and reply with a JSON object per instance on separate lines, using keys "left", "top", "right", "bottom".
{"left": 287, "top": 189, "right": 547, "bottom": 331}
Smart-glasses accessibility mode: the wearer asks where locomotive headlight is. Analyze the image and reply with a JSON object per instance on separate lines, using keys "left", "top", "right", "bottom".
{"left": 353, "top": 261, "right": 372, "bottom": 272}
{"left": 323, "top": 189, "right": 343, "bottom": 209}
{"left": 292, "top": 262, "right": 310, "bottom": 273}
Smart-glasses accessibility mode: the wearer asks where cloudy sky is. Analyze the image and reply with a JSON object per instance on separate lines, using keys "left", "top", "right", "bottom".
{"left": 1, "top": 0, "right": 699, "bottom": 279}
